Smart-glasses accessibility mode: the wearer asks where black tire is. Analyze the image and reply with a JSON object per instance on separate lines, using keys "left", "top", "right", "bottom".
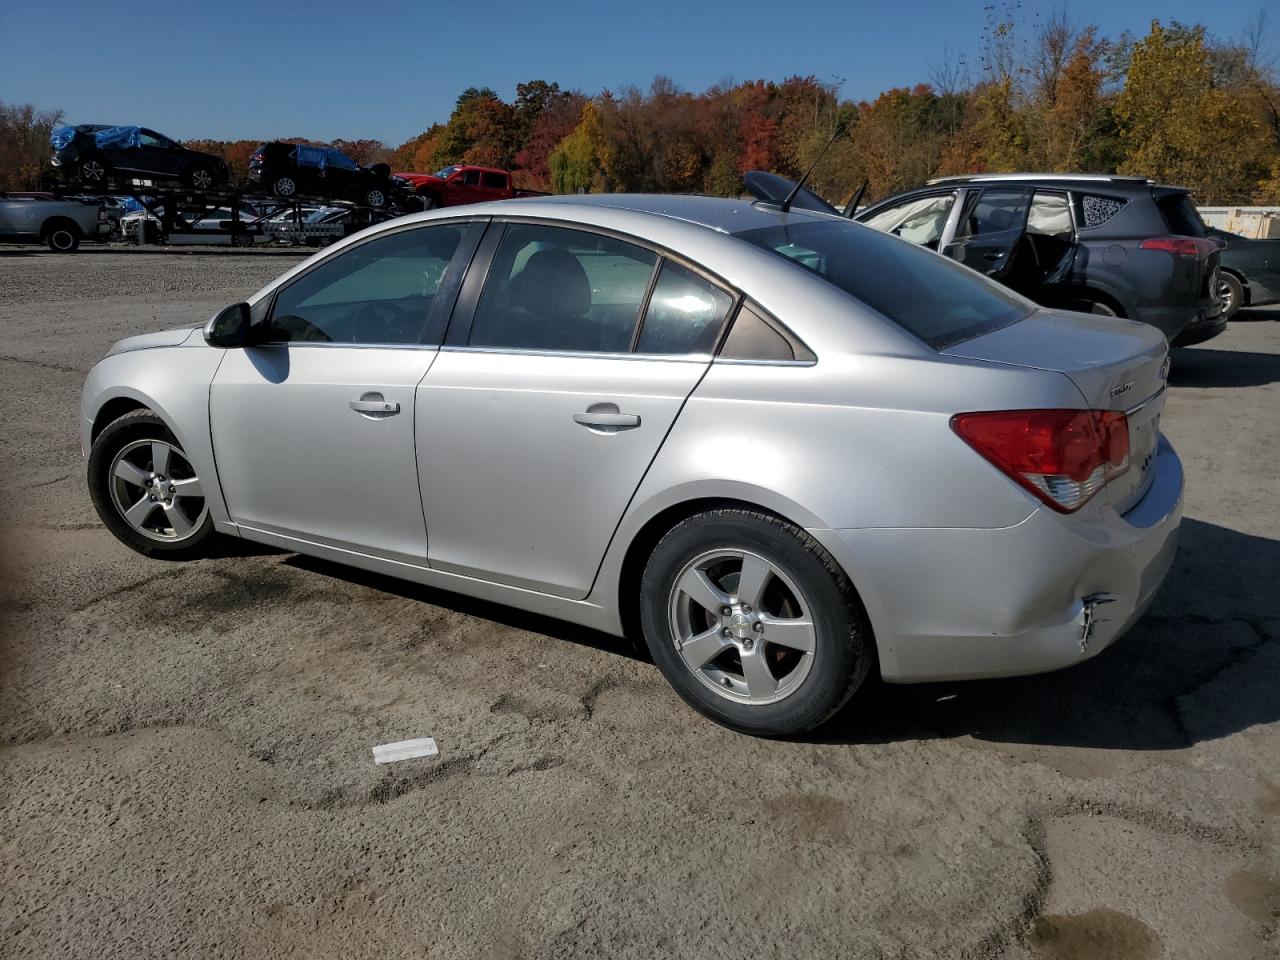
{"left": 1218, "top": 272, "right": 1244, "bottom": 318}
{"left": 1062, "top": 297, "right": 1119, "bottom": 317}
{"left": 77, "top": 155, "right": 108, "bottom": 185}
{"left": 271, "top": 175, "right": 299, "bottom": 198}
{"left": 186, "top": 164, "right": 215, "bottom": 191}
{"left": 230, "top": 233, "right": 254, "bottom": 248}
{"left": 43, "top": 220, "right": 81, "bottom": 252}
{"left": 640, "top": 508, "right": 873, "bottom": 736}
{"left": 419, "top": 196, "right": 439, "bottom": 211}
{"left": 87, "top": 410, "right": 219, "bottom": 561}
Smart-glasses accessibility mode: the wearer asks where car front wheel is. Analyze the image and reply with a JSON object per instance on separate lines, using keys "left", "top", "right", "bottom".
{"left": 364, "top": 187, "right": 387, "bottom": 208}
{"left": 87, "top": 410, "right": 218, "bottom": 560}
{"left": 1218, "top": 273, "right": 1244, "bottom": 318}
{"left": 640, "top": 508, "right": 873, "bottom": 736}
{"left": 272, "top": 176, "right": 298, "bottom": 198}
{"left": 78, "top": 156, "right": 108, "bottom": 184}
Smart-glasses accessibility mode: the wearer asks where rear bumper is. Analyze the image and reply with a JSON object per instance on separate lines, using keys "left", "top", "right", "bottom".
{"left": 824, "top": 436, "right": 1183, "bottom": 682}
{"left": 1171, "top": 311, "right": 1228, "bottom": 347}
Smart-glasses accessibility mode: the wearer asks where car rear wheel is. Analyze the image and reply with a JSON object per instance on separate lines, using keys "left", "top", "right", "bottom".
{"left": 272, "top": 176, "right": 298, "bottom": 198}
{"left": 640, "top": 508, "right": 873, "bottom": 736}
{"left": 43, "top": 221, "right": 81, "bottom": 252}
{"left": 88, "top": 410, "right": 218, "bottom": 560}
{"left": 1218, "top": 273, "right": 1244, "bottom": 318}
{"left": 78, "top": 156, "right": 107, "bottom": 184}
{"left": 1062, "top": 297, "right": 1119, "bottom": 317}
{"left": 187, "top": 165, "right": 215, "bottom": 190}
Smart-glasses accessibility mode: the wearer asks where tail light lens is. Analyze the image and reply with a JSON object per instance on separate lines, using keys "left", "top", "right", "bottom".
{"left": 1140, "top": 236, "right": 1216, "bottom": 259}
{"left": 951, "top": 409, "right": 1130, "bottom": 512}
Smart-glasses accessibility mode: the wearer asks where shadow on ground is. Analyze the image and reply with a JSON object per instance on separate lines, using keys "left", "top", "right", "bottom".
{"left": 1170, "top": 347, "right": 1280, "bottom": 388}
{"left": 280, "top": 517, "right": 1276, "bottom": 751}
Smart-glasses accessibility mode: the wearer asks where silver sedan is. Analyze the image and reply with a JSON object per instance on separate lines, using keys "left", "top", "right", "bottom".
{"left": 81, "top": 195, "right": 1183, "bottom": 735}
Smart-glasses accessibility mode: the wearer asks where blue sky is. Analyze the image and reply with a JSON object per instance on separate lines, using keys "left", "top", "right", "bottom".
{"left": 1, "top": 0, "right": 1273, "bottom": 145}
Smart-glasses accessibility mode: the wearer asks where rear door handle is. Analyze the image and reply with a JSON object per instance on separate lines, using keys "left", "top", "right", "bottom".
{"left": 573, "top": 412, "right": 640, "bottom": 428}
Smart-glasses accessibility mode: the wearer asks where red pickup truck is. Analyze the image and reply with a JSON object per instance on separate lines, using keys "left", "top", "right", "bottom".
{"left": 394, "top": 165, "right": 545, "bottom": 209}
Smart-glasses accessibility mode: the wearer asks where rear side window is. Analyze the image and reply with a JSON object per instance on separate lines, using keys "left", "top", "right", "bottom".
{"left": 635, "top": 261, "right": 733, "bottom": 355}
{"left": 1156, "top": 193, "right": 1206, "bottom": 237}
{"left": 469, "top": 224, "right": 657, "bottom": 353}
{"left": 462, "top": 170, "right": 482, "bottom": 186}
{"left": 956, "top": 188, "right": 1029, "bottom": 238}
{"left": 481, "top": 172, "right": 507, "bottom": 189}
{"left": 734, "top": 219, "right": 1030, "bottom": 350}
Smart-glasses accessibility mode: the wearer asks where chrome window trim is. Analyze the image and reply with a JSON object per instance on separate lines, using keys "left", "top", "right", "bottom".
{"left": 712, "top": 357, "right": 817, "bottom": 368}
{"left": 437, "top": 344, "right": 712, "bottom": 364}
{"left": 247, "top": 341, "right": 440, "bottom": 352}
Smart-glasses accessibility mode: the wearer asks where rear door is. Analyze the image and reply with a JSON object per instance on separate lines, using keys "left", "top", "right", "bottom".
{"left": 942, "top": 187, "right": 1031, "bottom": 281}
{"left": 416, "top": 221, "right": 735, "bottom": 598}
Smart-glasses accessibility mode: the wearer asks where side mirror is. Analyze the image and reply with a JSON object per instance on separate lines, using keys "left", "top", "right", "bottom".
{"left": 204, "top": 301, "right": 251, "bottom": 348}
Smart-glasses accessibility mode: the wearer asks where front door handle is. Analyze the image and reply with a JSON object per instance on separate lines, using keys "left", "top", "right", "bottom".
{"left": 350, "top": 392, "right": 400, "bottom": 417}
{"left": 982, "top": 251, "right": 1005, "bottom": 261}
{"left": 573, "top": 412, "right": 640, "bottom": 428}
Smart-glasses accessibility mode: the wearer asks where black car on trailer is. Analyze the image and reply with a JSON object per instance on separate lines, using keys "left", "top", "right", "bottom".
{"left": 854, "top": 174, "right": 1225, "bottom": 346}
{"left": 248, "top": 143, "right": 403, "bottom": 209}
{"left": 50, "top": 125, "right": 229, "bottom": 191}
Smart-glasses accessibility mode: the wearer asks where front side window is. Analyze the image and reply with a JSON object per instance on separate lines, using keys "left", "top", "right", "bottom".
{"left": 734, "top": 219, "right": 1030, "bottom": 349}
{"left": 265, "top": 225, "right": 467, "bottom": 345}
{"left": 139, "top": 131, "right": 171, "bottom": 148}
{"left": 862, "top": 193, "right": 956, "bottom": 248}
{"left": 635, "top": 261, "right": 733, "bottom": 355}
{"left": 325, "top": 150, "right": 358, "bottom": 171}
{"left": 481, "top": 172, "right": 507, "bottom": 189}
{"left": 469, "top": 224, "right": 657, "bottom": 353}
{"left": 462, "top": 170, "right": 482, "bottom": 186}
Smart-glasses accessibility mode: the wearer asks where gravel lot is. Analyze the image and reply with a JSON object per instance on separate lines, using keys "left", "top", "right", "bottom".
{"left": 1, "top": 247, "right": 1276, "bottom": 959}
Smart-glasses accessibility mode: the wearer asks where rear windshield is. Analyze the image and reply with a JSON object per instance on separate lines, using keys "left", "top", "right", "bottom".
{"left": 1156, "top": 193, "right": 1206, "bottom": 237}
{"left": 733, "top": 219, "right": 1031, "bottom": 349}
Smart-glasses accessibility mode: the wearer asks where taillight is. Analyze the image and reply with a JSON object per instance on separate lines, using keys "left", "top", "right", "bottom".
{"left": 1140, "top": 236, "right": 1212, "bottom": 258}
{"left": 951, "top": 409, "right": 1130, "bottom": 513}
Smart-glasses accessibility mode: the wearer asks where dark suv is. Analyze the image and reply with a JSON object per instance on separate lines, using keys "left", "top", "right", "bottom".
{"left": 50, "top": 125, "right": 229, "bottom": 191}
{"left": 855, "top": 174, "right": 1224, "bottom": 346}
{"left": 248, "top": 143, "right": 402, "bottom": 208}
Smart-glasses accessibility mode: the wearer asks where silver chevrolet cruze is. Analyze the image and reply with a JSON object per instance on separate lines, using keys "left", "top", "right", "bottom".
{"left": 82, "top": 195, "right": 1183, "bottom": 735}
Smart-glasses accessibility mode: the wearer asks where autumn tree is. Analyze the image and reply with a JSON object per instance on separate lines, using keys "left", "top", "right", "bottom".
{"left": 0, "top": 102, "right": 63, "bottom": 191}
{"left": 1116, "top": 21, "right": 1260, "bottom": 202}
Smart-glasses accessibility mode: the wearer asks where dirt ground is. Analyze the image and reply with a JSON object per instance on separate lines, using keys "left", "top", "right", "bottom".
{"left": 0, "top": 247, "right": 1276, "bottom": 960}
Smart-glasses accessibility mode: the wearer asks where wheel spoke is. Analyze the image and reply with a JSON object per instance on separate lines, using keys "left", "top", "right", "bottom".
{"left": 678, "top": 567, "right": 731, "bottom": 615}
{"left": 679, "top": 625, "right": 730, "bottom": 671}
{"left": 735, "top": 554, "right": 773, "bottom": 608}
{"left": 150, "top": 442, "right": 171, "bottom": 477}
{"left": 740, "top": 647, "right": 778, "bottom": 698}
{"left": 113, "top": 459, "right": 149, "bottom": 488}
{"left": 170, "top": 476, "right": 203, "bottom": 499}
{"left": 760, "top": 615, "right": 816, "bottom": 653}
{"left": 124, "top": 496, "right": 156, "bottom": 528}
{"left": 163, "top": 502, "right": 193, "bottom": 537}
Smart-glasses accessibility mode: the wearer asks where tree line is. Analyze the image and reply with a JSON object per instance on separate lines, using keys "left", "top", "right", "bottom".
{"left": 3, "top": 13, "right": 1278, "bottom": 204}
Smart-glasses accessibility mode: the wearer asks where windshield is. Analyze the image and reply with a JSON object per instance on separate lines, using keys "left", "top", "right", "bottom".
{"left": 434, "top": 166, "right": 459, "bottom": 179}
{"left": 733, "top": 218, "right": 1031, "bottom": 349}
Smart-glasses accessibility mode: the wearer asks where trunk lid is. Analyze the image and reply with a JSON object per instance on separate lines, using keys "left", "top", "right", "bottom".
{"left": 945, "top": 308, "right": 1170, "bottom": 512}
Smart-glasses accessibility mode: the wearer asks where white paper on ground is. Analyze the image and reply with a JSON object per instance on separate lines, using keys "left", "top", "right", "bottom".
{"left": 372, "top": 737, "right": 439, "bottom": 764}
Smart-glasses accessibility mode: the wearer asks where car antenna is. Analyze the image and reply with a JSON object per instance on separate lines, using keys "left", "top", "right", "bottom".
{"left": 843, "top": 179, "right": 868, "bottom": 218}
{"left": 781, "top": 124, "right": 847, "bottom": 214}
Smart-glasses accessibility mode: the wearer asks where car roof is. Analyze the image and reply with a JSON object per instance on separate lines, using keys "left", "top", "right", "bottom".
{"left": 501, "top": 192, "right": 836, "bottom": 234}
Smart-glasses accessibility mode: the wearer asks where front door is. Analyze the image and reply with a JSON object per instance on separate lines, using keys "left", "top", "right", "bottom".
{"left": 417, "top": 222, "right": 736, "bottom": 598}
{"left": 210, "top": 220, "right": 479, "bottom": 562}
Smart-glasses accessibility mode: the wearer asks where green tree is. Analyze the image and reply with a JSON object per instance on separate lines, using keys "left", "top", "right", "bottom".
{"left": 549, "top": 101, "right": 606, "bottom": 194}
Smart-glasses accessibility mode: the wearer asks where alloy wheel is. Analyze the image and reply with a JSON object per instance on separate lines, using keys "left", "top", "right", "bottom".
{"left": 80, "top": 160, "right": 104, "bottom": 182}
{"left": 367, "top": 190, "right": 385, "bottom": 207}
{"left": 668, "top": 549, "right": 816, "bottom": 705}
{"left": 274, "top": 177, "right": 296, "bottom": 197}
{"left": 1218, "top": 278, "right": 1238, "bottom": 315}
{"left": 191, "top": 168, "right": 213, "bottom": 190}
{"left": 107, "top": 439, "right": 207, "bottom": 542}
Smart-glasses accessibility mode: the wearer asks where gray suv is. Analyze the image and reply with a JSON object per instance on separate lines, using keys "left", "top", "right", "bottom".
{"left": 856, "top": 174, "right": 1224, "bottom": 346}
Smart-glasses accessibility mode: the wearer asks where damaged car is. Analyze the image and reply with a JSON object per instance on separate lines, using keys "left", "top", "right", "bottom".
{"left": 856, "top": 174, "right": 1225, "bottom": 347}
